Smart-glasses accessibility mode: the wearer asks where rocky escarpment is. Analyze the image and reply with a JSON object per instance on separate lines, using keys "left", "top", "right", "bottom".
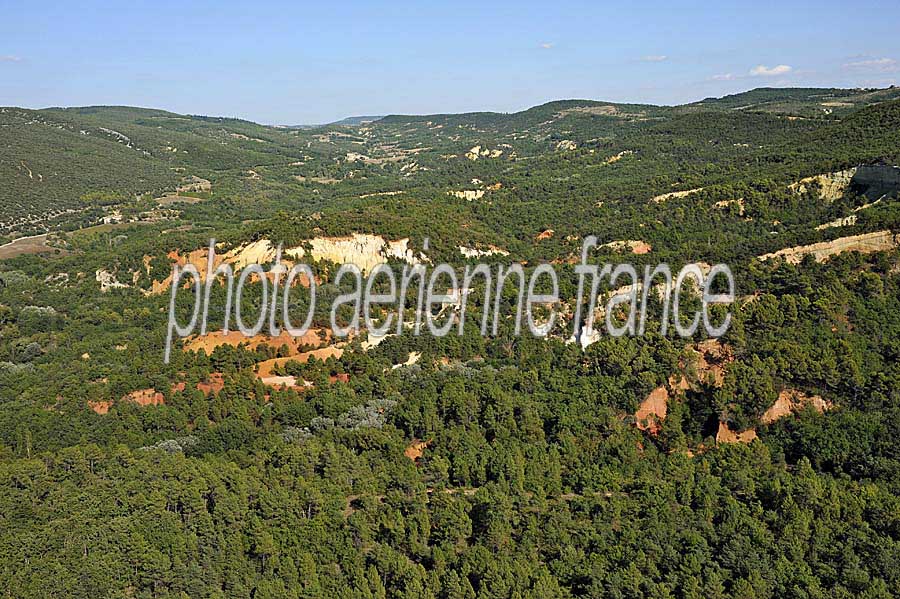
{"left": 758, "top": 230, "right": 898, "bottom": 264}
{"left": 790, "top": 169, "right": 856, "bottom": 201}
{"left": 136, "top": 233, "right": 427, "bottom": 294}
{"left": 298, "top": 234, "right": 425, "bottom": 273}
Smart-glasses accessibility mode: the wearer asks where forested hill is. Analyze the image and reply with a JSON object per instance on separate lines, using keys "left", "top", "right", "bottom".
{"left": 2, "top": 87, "right": 900, "bottom": 596}
{"left": 3, "top": 86, "right": 899, "bottom": 241}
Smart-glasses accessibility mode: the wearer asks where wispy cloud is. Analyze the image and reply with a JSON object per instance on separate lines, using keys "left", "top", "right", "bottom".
{"left": 843, "top": 57, "right": 897, "bottom": 72}
{"left": 540, "top": 43, "right": 554, "bottom": 50}
{"left": 750, "top": 64, "right": 793, "bottom": 77}
{"left": 711, "top": 73, "right": 736, "bottom": 81}
{"left": 0, "top": 55, "right": 22, "bottom": 63}
{"left": 640, "top": 55, "right": 668, "bottom": 62}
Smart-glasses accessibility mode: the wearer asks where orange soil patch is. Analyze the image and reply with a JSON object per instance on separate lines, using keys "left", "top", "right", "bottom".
{"left": 149, "top": 247, "right": 313, "bottom": 295}
{"left": 761, "top": 389, "right": 829, "bottom": 424}
{"left": 92, "top": 388, "right": 167, "bottom": 414}
{"left": 551, "top": 255, "right": 579, "bottom": 265}
{"left": 169, "top": 373, "right": 226, "bottom": 395}
{"left": 630, "top": 241, "right": 652, "bottom": 255}
{"left": 602, "top": 239, "right": 652, "bottom": 255}
{"left": 124, "top": 388, "right": 166, "bottom": 407}
{"left": 668, "top": 374, "right": 691, "bottom": 392}
{"left": 716, "top": 421, "right": 757, "bottom": 444}
{"left": 184, "top": 328, "right": 330, "bottom": 356}
{"left": 260, "top": 375, "right": 311, "bottom": 390}
{"left": 149, "top": 249, "right": 221, "bottom": 294}
{"left": 635, "top": 386, "right": 668, "bottom": 434}
{"left": 260, "top": 371, "right": 348, "bottom": 391}
{"left": 196, "top": 373, "right": 225, "bottom": 395}
{"left": 536, "top": 229, "right": 555, "bottom": 241}
{"left": 404, "top": 439, "right": 430, "bottom": 462}
{"left": 256, "top": 346, "right": 345, "bottom": 377}
{"left": 88, "top": 400, "right": 112, "bottom": 415}
{"left": 689, "top": 339, "right": 734, "bottom": 387}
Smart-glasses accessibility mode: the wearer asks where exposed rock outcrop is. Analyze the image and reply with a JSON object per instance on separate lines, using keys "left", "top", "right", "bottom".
{"left": 650, "top": 188, "right": 704, "bottom": 203}
{"left": 124, "top": 388, "right": 166, "bottom": 407}
{"left": 635, "top": 386, "right": 668, "bottom": 434}
{"left": 604, "top": 150, "right": 633, "bottom": 164}
{"left": 714, "top": 198, "right": 746, "bottom": 216}
{"left": 465, "top": 146, "right": 502, "bottom": 160}
{"left": 96, "top": 269, "right": 130, "bottom": 292}
{"left": 458, "top": 245, "right": 509, "bottom": 258}
{"left": 761, "top": 389, "right": 829, "bottom": 424}
{"left": 256, "top": 346, "right": 345, "bottom": 377}
{"left": 600, "top": 239, "right": 652, "bottom": 254}
{"left": 449, "top": 190, "right": 485, "bottom": 201}
{"left": 716, "top": 421, "right": 757, "bottom": 444}
{"left": 183, "top": 329, "right": 330, "bottom": 356}
{"left": 790, "top": 169, "right": 856, "bottom": 201}
{"left": 147, "top": 233, "right": 426, "bottom": 294}
{"left": 758, "top": 230, "right": 898, "bottom": 264}
{"left": 296, "top": 234, "right": 425, "bottom": 274}
{"left": 404, "top": 439, "right": 430, "bottom": 462}
{"left": 815, "top": 215, "right": 857, "bottom": 230}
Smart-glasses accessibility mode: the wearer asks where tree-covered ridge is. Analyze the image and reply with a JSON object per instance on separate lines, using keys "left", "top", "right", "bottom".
{"left": 1, "top": 87, "right": 900, "bottom": 597}
{"left": 1, "top": 248, "right": 900, "bottom": 597}
{"left": 5, "top": 87, "right": 900, "bottom": 243}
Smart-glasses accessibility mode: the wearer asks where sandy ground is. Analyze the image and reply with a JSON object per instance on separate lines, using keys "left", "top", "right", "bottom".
{"left": 0, "top": 234, "right": 53, "bottom": 260}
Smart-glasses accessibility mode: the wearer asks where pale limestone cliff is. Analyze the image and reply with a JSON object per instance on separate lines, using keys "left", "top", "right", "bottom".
{"left": 758, "top": 230, "right": 898, "bottom": 264}
{"left": 815, "top": 215, "right": 857, "bottom": 231}
{"left": 449, "top": 190, "right": 485, "bottom": 201}
{"left": 790, "top": 168, "right": 857, "bottom": 201}
{"left": 458, "top": 245, "right": 510, "bottom": 258}
{"left": 650, "top": 188, "right": 704, "bottom": 203}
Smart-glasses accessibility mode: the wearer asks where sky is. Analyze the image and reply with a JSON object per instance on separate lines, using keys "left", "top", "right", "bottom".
{"left": 2, "top": 0, "right": 899, "bottom": 124}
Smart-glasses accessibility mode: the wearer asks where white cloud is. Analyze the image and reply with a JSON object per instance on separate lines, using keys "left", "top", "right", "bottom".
{"left": 750, "top": 64, "right": 793, "bottom": 77}
{"left": 843, "top": 57, "right": 897, "bottom": 72}
{"left": 711, "top": 73, "right": 736, "bottom": 81}
{"left": 0, "top": 55, "right": 22, "bottom": 63}
{"left": 540, "top": 43, "right": 554, "bottom": 49}
{"left": 641, "top": 55, "right": 668, "bottom": 62}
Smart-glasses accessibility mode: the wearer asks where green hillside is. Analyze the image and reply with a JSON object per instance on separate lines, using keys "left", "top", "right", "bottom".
{"left": 2, "top": 89, "right": 900, "bottom": 596}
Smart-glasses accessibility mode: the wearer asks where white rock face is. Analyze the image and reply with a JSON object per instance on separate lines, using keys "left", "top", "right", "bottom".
{"left": 449, "top": 190, "right": 485, "bottom": 201}
{"left": 458, "top": 245, "right": 510, "bottom": 258}
{"left": 789, "top": 169, "right": 857, "bottom": 201}
{"left": 465, "top": 146, "right": 501, "bottom": 160}
{"left": 290, "top": 233, "right": 425, "bottom": 274}
{"left": 220, "top": 234, "right": 427, "bottom": 274}
{"left": 814, "top": 215, "right": 857, "bottom": 230}
{"left": 650, "top": 188, "right": 704, "bottom": 203}
{"left": 96, "top": 269, "right": 130, "bottom": 292}
{"left": 758, "top": 230, "right": 898, "bottom": 264}
{"left": 223, "top": 239, "right": 279, "bottom": 269}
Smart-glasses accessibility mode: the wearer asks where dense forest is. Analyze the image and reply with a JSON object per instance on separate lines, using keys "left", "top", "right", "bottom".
{"left": 1, "top": 87, "right": 900, "bottom": 597}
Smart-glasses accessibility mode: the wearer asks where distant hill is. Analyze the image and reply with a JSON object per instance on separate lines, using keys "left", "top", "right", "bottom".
{"left": 287, "top": 115, "right": 386, "bottom": 129}
{"left": 329, "top": 115, "right": 385, "bottom": 126}
{"left": 682, "top": 86, "right": 900, "bottom": 117}
{"left": 5, "top": 86, "right": 900, "bottom": 240}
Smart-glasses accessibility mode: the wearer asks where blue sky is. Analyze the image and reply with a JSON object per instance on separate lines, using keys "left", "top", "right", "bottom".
{"left": 2, "top": 0, "right": 899, "bottom": 124}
